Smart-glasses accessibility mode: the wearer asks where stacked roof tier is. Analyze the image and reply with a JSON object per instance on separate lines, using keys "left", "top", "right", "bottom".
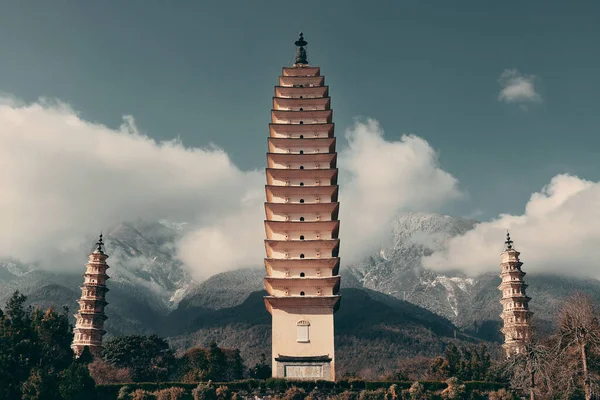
{"left": 264, "top": 65, "right": 341, "bottom": 313}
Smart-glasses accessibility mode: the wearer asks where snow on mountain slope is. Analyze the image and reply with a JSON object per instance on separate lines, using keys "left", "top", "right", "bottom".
{"left": 102, "top": 220, "right": 194, "bottom": 311}
{"left": 347, "top": 212, "right": 478, "bottom": 321}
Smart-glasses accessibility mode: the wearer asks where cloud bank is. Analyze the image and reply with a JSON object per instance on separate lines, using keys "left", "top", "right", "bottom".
{"left": 497, "top": 69, "right": 542, "bottom": 105}
{"left": 338, "top": 119, "right": 462, "bottom": 261}
{"left": 423, "top": 174, "right": 600, "bottom": 278}
{"left": 0, "top": 96, "right": 263, "bottom": 278}
{"left": 0, "top": 96, "right": 461, "bottom": 279}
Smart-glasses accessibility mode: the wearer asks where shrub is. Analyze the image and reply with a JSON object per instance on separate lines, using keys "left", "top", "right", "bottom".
{"left": 154, "top": 387, "right": 185, "bottom": 400}
{"left": 306, "top": 386, "right": 327, "bottom": 400}
{"left": 266, "top": 377, "right": 288, "bottom": 392}
{"left": 440, "top": 377, "right": 466, "bottom": 400}
{"left": 118, "top": 385, "right": 132, "bottom": 400}
{"left": 488, "top": 389, "right": 518, "bottom": 400}
{"left": 216, "top": 385, "right": 231, "bottom": 400}
{"left": 386, "top": 384, "right": 400, "bottom": 400}
{"left": 181, "top": 368, "right": 206, "bottom": 384}
{"left": 359, "top": 388, "right": 387, "bottom": 399}
{"left": 192, "top": 382, "right": 217, "bottom": 400}
{"left": 89, "top": 359, "right": 132, "bottom": 384}
{"left": 282, "top": 385, "right": 306, "bottom": 400}
{"left": 334, "top": 391, "right": 359, "bottom": 400}
{"left": 131, "top": 389, "right": 156, "bottom": 400}
{"left": 408, "top": 382, "right": 425, "bottom": 400}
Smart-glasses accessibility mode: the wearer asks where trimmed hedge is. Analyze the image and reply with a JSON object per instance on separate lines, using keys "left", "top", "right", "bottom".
{"left": 96, "top": 379, "right": 509, "bottom": 399}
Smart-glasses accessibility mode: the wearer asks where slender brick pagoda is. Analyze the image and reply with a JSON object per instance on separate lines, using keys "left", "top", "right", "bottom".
{"left": 499, "top": 232, "right": 532, "bottom": 356}
{"left": 71, "top": 234, "right": 110, "bottom": 356}
{"left": 263, "top": 33, "right": 341, "bottom": 381}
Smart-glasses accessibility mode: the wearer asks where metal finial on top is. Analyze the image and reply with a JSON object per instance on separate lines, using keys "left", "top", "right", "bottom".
{"left": 505, "top": 230, "right": 513, "bottom": 250}
{"left": 96, "top": 232, "right": 105, "bottom": 253}
{"left": 294, "top": 32, "right": 308, "bottom": 65}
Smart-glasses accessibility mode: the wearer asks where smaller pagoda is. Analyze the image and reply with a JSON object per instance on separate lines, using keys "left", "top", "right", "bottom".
{"left": 71, "top": 233, "right": 110, "bottom": 356}
{"left": 498, "top": 232, "right": 532, "bottom": 357}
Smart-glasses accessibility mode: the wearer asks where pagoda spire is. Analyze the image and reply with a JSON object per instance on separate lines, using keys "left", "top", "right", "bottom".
{"left": 95, "top": 232, "right": 105, "bottom": 253}
{"left": 294, "top": 32, "right": 308, "bottom": 65}
{"left": 498, "top": 232, "right": 533, "bottom": 357}
{"left": 71, "top": 234, "right": 111, "bottom": 356}
{"left": 504, "top": 230, "right": 513, "bottom": 250}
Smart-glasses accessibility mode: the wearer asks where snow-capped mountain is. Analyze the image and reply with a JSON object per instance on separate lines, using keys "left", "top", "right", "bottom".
{"left": 347, "top": 212, "right": 479, "bottom": 321}
{"left": 102, "top": 220, "right": 194, "bottom": 312}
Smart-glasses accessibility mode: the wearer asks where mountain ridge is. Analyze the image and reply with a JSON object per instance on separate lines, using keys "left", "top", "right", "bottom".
{"left": 2, "top": 212, "right": 600, "bottom": 375}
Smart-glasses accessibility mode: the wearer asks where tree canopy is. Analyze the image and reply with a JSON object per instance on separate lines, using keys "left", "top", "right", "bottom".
{"left": 0, "top": 291, "right": 95, "bottom": 400}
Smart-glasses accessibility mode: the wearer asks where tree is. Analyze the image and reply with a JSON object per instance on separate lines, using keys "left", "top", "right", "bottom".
{"left": 557, "top": 292, "right": 600, "bottom": 400}
{"left": 177, "top": 345, "right": 246, "bottom": 383}
{"left": 207, "top": 341, "right": 227, "bottom": 381}
{"left": 0, "top": 291, "right": 95, "bottom": 400}
{"left": 59, "top": 362, "right": 97, "bottom": 400}
{"left": 249, "top": 353, "right": 271, "bottom": 379}
{"left": 88, "top": 359, "right": 131, "bottom": 384}
{"left": 505, "top": 328, "right": 549, "bottom": 400}
{"left": 21, "top": 368, "right": 60, "bottom": 400}
{"left": 444, "top": 344, "right": 461, "bottom": 378}
{"left": 228, "top": 349, "right": 244, "bottom": 380}
{"left": 102, "top": 334, "right": 175, "bottom": 382}
{"left": 427, "top": 344, "right": 494, "bottom": 382}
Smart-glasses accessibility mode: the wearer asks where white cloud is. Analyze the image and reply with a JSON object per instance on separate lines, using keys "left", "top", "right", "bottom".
{"left": 338, "top": 118, "right": 462, "bottom": 262}
{"left": 497, "top": 69, "right": 542, "bottom": 105}
{"left": 423, "top": 174, "right": 600, "bottom": 278}
{"left": 0, "top": 96, "right": 461, "bottom": 280}
{"left": 0, "top": 96, "right": 263, "bottom": 278}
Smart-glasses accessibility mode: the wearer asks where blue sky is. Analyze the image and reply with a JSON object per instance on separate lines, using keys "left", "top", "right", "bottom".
{"left": 1, "top": 0, "right": 599, "bottom": 221}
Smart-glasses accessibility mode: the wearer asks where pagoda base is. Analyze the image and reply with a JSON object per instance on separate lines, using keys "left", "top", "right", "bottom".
{"left": 274, "top": 355, "right": 333, "bottom": 380}
{"left": 71, "top": 343, "right": 103, "bottom": 358}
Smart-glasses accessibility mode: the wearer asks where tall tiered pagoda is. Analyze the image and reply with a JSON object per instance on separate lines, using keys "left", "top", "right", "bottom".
{"left": 499, "top": 232, "right": 532, "bottom": 357}
{"left": 71, "top": 234, "right": 110, "bottom": 356}
{"left": 263, "top": 33, "right": 341, "bottom": 381}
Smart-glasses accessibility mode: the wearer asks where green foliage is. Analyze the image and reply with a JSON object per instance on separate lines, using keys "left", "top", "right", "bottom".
{"left": 59, "top": 361, "right": 97, "bottom": 400}
{"left": 21, "top": 368, "right": 61, "bottom": 400}
{"left": 249, "top": 353, "right": 271, "bottom": 380}
{"left": 207, "top": 341, "right": 226, "bottom": 381}
{"left": 95, "top": 379, "right": 509, "bottom": 399}
{"left": 0, "top": 291, "right": 95, "bottom": 400}
{"left": 215, "top": 385, "right": 231, "bottom": 400}
{"left": 282, "top": 385, "right": 305, "bottom": 400}
{"left": 408, "top": 382, "right": 425, "bottom": 400}
{"left": 266, "top": 377, "right": 288, "bottom": 392}
{"left": 118, "top": 386, "right": 132, "bottom": 400}
{"left": 102, "top": 335, "right": 175, "bottom": 382}
{"left": 427, "top": 344, "right": 494, "bottom": 382}
{"left": 487, "top": 388, "right": 518, "bottom": 400}
{"left": 228, "top": 349, "right": 244, "bottom": 381}
{"left": 130, "top": 388, "right": 156, "bottom": 400}
{"left": 192, "top": 382, "right": 217, "bottom": 400}
{"left": 154, "top": 386, "right": 185, "bottom": 400}
{"left": 440, "top": 377, "right": 465, "bottom": 400}
{"left": 358, "top": 388, "right": 386, "bottom": 399}
{"left": 176, "top": 344, "right": 247, "bottom": 383}
{"left": 385, "top": 384, "right": 400, "bottom": 400}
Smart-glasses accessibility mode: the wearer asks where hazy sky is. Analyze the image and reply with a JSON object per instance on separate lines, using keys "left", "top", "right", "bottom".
{"left": 1, "top": 1, "right": 598, "bottom": 221}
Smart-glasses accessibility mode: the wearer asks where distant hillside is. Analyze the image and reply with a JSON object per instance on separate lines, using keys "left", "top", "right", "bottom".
{"left": 167, "top": 287, "right": 478, "bottom": 379}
